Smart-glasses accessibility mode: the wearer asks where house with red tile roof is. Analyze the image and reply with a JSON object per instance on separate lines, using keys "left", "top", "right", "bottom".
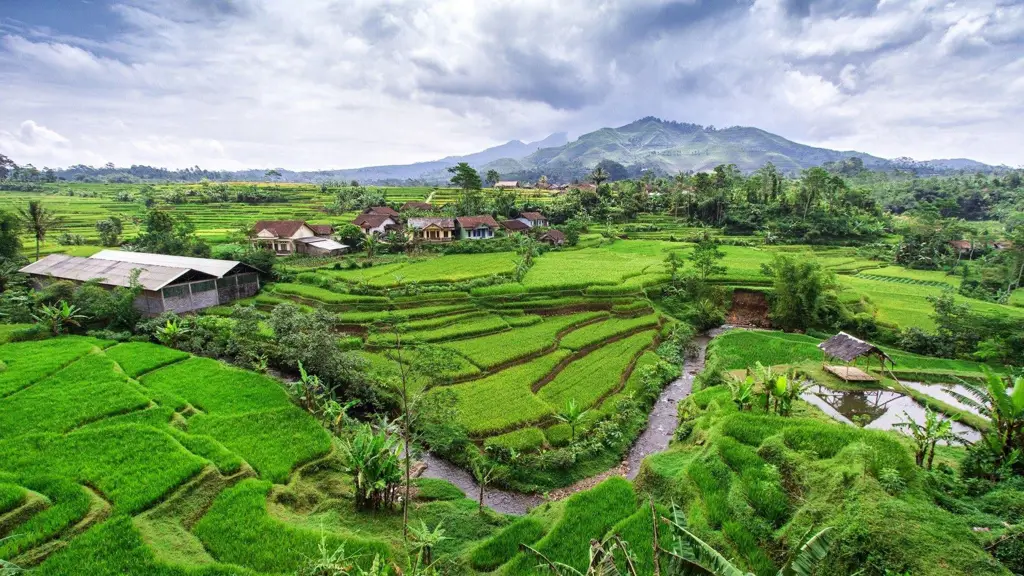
{"left": 251, "top": 220, "right": 346, "bottom": 255}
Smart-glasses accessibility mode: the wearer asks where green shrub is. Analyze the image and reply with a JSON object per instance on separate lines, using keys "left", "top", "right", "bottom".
{"left": 469, "top": 516, "right": 547, "bottom": 571}
{"left": 545, "top": 423, "right": 573, "bottom": 448}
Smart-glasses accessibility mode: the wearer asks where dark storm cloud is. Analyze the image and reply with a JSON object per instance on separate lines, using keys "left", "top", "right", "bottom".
{"left": 612, "top": 0, "right": 752, "bottom": 39}
{"left": 413, "top": 45, "right": 595, "bottom": 111}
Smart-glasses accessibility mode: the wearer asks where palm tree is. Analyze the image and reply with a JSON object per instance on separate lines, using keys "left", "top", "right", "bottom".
{"left": 946, "top": 367, "right": 1024, "bottom": 476}
{"left": 17, "top": 200, "right": 64, "bottom": 260}
{"left": 555, "top": 398, "right": 589, "bottom": 441}
{"left": 591, "top": 166, "right": 609, "bottom": 187}
{"left": 894, "top": 408, "right": 962, "bottom": 470}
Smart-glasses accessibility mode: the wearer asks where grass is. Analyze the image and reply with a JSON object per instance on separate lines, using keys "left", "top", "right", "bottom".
{"left": 139, "top": 357, "right": 294, "bottom": 414}
{"left": 367, "top": 314, "right": 510, "bottom": 347}
{"left": 0, "top": 336, "right": 111, "bottom": 396}
{"left": 104, "top": 342, "right": 189, "bottom": 377}
{"left": 0, "top": 425, "right": 206, "bottom": 514}
{"left": 469, "top": 516, "right": 547, "bottom": 571}
{"left": 438, "top": 350, "right": 572, "bottom": 435}
{"left": 338, "top": 304, "right": 474, "bottom": 324}
{"left": 558, "top": 313, "right": 660, "bottom": 350}
{"left": 483, "top": 427, "right": 547, "bottom": 453}
{"left": 503, "top": 477, "right": 638, "bottom": 576}
{"left": 446, "top": 312, "right": 607, "bottom": 369}
{"left": 523, "top": 243, "right": 669, "bottom": 291}
{"left": 0, "top": 482, "right": 25, "bottom": 515}
{"left": 271, "top": 283, "right": 389, "bottom": 304}
{"left": 193, "top": 478, "right": 392, "bottom": 573}
{"left": 539, "top": 331, "right": 657, "bottom": 410}
{"left": 188, "top": 406, "right": 331, "bottom": 483}
{"left": 0, "top": 476, "right": 94, "bottom": 561}
{"left": 0, "top": 351, "right": 151, "bottom": 436}
{"left": 33, "top": 516, "right": 253, "bottom": 576}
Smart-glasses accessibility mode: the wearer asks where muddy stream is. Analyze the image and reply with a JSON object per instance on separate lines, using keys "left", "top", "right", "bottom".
{"left": 417, "top": 328, "right": 722, "bottom": 515}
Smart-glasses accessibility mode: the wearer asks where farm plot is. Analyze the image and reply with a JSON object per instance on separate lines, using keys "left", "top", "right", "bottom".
{"left": 522, "top": 242, "right": 672, "bottom": 291}
{"left": 438, "top": 350, "right": 572, "bottom": 436}
{"left": 840, "top": 274, "right": 1024, "bottom": 330}
{"left": 558, "top": 313, "right": 660, "bottom": 350}
{"left": 446, "top": 311, "right": 608, "bottom": 369}
{"left": 538, "top": 330, "right": 657, "bottom": 409}
{"left": 366, "top": 313, "right": 510, "bottom": 346}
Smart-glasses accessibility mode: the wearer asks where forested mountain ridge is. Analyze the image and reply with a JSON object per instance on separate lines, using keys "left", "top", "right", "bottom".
{"left": 2, "top": 117, "right": 1002, "bottom": 185}
{"left": 485, "top": 117, "right": 890, "bottom": 177}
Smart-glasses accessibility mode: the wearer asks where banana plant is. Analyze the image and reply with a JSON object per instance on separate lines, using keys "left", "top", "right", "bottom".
{"left": 32, "top": 300, "right": 86, "bottom": 335}
{"left": 728, "top": 375, "right": 756, "bottom": 411}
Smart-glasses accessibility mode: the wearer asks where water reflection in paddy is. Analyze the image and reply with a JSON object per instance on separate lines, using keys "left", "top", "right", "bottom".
{"left": 801, "top": 385, "right": 981, "bottom": 443}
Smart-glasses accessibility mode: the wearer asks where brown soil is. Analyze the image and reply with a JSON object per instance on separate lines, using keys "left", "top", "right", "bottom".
{"left": 728, "top": 289, "right": 771, "bottom": 328}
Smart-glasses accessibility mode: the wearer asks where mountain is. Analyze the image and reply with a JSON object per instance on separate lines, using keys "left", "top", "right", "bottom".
{"left": 236, "top": 133, "right": 570, "bottom": 184}
{"left": 480, "top": 117, "right": 895, "bottom": 180}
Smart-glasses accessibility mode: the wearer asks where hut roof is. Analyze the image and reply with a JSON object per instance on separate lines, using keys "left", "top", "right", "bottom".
{"left": 818, "top": 332, "right": 893, "bottom": 365}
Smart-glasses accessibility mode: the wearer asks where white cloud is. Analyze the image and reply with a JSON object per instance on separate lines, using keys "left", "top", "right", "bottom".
{"left": 0, "top": 0, "right": 1022, "bottom": 170}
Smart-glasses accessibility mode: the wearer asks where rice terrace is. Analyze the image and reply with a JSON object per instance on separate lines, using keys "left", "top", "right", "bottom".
{"left": 3, "top": 3, "right": 1024, "bottom": 574}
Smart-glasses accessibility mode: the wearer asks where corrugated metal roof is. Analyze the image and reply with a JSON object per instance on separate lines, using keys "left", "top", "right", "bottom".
{"left": 408, "top": 217, "right": 455, "bottom": 230}
{"left": 18, "top": 254, "right": 195, "bottom": 291}
{"left": 295, "top": 237, "right": 349, "bottom": 250}
{"left": 91, "top": 250, "right": 240, "bottom": 278}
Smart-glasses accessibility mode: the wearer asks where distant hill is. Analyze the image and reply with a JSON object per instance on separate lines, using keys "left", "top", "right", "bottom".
{"left": 49, "top": 117, "right": 1001, "bottom": 184}
{"left": 481, "top": 117, "right": 893, "bottom": 180}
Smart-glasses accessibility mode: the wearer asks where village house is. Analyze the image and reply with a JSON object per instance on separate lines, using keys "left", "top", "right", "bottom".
{"left": 494, "top": 181, "right": 519, "bottom": 189}
{"left": 250, "top": 220, "right": 347, "bottom": 256}
{"left": 539, "top": 229, "right": 566, "bottom": 246}
{"left": 352, "top": 213, "right": 399, "bottom": 236}
{"left": 407, "top": 217, "right": 456, "bottom": 243}
{"left": 456, "top": 216, "right": 499, "bottom": 240}
{"left": 362, "top": 206, "right": 400, "bottom": 217}
{"left": 516, "top": 211, "right": 549, "bottom": 228}
{"left": 501, "top": 220, "right": 530, "bottom": 235}
{"left": 19, "top": 250, "right": 261, "bottom": 315}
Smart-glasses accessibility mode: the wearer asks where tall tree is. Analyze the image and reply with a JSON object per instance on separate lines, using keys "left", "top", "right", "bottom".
{"left": 590, "top": 165, "right": 609, "bottom": 187}
{"left": 0, "top": 210, "right": 22, "bottom": 259}
{"left": 448, "top": 162, "right": 482, "bottom": 192}
{"left": 0, "top": 154, "right": 17, "bottom": 180}
{"left": 485, "top": 169, "right": 500, "bottom": 187}
{"left": 17, "top": 200, "right": 64, "bottom": 261}
{"left": 689, "top": 233, "right": 726, "bottom": 281}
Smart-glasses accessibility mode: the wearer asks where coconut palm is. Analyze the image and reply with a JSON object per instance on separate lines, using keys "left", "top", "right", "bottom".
{"left": 894, "top": 407, "right": 962, "bottom": 470}
{"left": 17, "top": 200, "right": 64, "bottom": 261}
{"left": 945, "top": 367, "right": 1024, "bottom": 473}
{"left": 591, "top": 166, "right": 609, "bottom": 187}
{"left": 555, "top": 398, "right": 590, "bottom": 441}
{"left": 32, "top": 300, "right": 86, "bottom": 335}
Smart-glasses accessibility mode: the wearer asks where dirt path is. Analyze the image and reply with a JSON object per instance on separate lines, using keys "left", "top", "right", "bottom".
{"left": 417, "top": 328, "right": 728, "bottom": 515}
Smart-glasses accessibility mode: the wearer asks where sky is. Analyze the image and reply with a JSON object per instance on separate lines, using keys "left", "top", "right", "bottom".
{"left": 1, "top": 0, "right": 1022, "bottom": 171}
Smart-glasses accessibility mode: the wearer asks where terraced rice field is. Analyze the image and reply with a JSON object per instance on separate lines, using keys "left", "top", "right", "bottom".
{"left": 0, "top": 335, "right": 505, "bottom": 574}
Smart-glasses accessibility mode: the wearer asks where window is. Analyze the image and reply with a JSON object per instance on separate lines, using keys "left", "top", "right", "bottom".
{"left": 191, "top": 280, "right": 216, "bottom": 293}
{"left": 162, "top": 285, "right": 189, "bottom": 299}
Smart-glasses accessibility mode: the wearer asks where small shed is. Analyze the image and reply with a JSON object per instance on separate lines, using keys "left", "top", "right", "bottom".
{"left": 817, "top": 332, "right": 893, "bottom": 382}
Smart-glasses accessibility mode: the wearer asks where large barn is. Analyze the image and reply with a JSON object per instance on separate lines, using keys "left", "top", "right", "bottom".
{"left": 19, "top": 250, "right": 262, "bottom": 315}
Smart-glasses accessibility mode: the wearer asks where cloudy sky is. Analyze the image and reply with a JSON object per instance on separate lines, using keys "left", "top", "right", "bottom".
{"left": 1, "top": 0, "right": 1022, "bottom": 170}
